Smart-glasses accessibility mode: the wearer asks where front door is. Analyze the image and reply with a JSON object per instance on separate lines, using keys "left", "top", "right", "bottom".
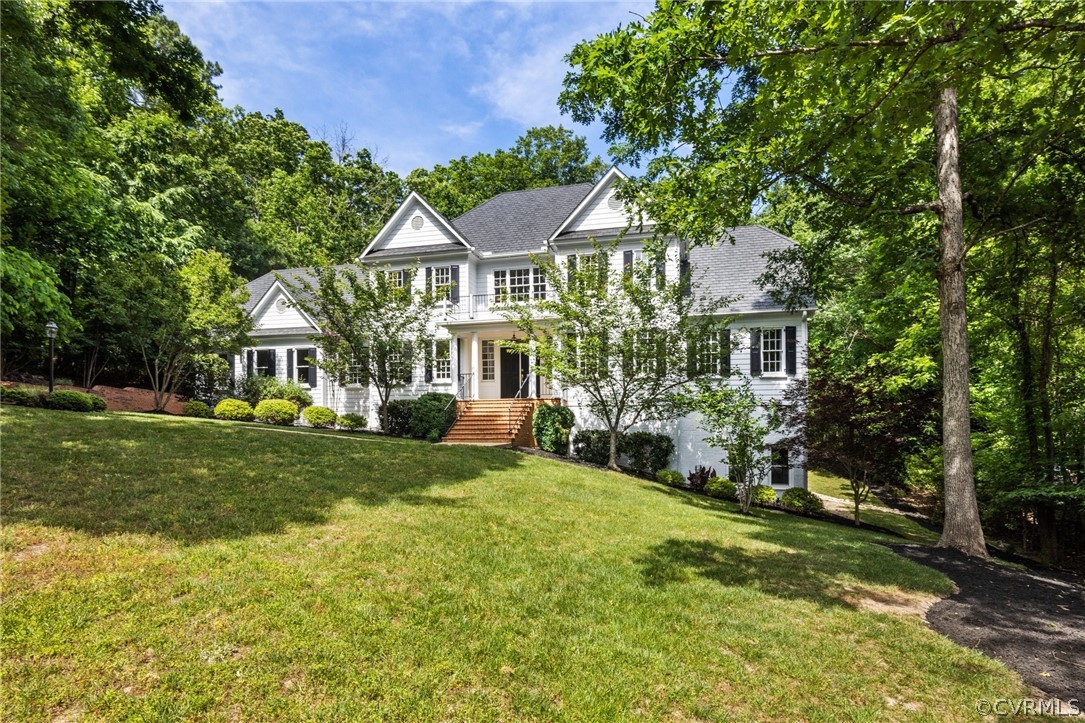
{"left": 500, "top": 346, "right": 528, "bottom": 398}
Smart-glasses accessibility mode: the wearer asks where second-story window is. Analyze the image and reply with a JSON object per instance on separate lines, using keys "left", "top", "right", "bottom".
{"left": 761, "top": 328, "right": 783, "bottom": 374}
{"left": 495, "top": 268, "right": 531, "bottom": 300}
{"left": 434, "top": 339, "right": 451, "bottom": 381}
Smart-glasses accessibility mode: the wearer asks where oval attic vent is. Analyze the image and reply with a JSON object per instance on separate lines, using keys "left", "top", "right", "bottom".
{"left": 411, "top": 215, "right": 424, "bottom": 230}
{"left": 606, "top": 194, "right": 622, "bottom": 211}
{"left": 274, "top": 297, "right": 289, "bottom": 314}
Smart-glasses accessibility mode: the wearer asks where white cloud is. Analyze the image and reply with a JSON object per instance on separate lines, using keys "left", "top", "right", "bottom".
{"left": 439, "top": 120, "right": 485, "bottom": 140}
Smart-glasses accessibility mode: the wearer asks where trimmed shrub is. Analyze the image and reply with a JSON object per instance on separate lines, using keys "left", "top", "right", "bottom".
{"left": 533, "top": 405, "right": 576, "bottom": 454}
{"left": 215, "top": 398, "right": 254, "bottom": 421}
{"left": 254, "top": 399, "right": 298, "bottom": 425}
{"left": 620, "top": 431, "right": 675, "bottom": 476}
{"left": 408, "top": 392, "right": 457, "bottom": 441}
{"left": 379, "top": 399, "right": 415, "bottom": 436}
{"left": 572, "top": 429, "right": 612, "bottom": 466}
{"left": 44, "top": 390, "right": 105, "bottom": 412}
{"left": 705, "top": 477, "right": 738, "bottom": 501}
{"left": 745, "top": 484, "right": 779, "bottom": 507}
{"left": 780, "top": 487, "right": 824, "bottom": 513}
{"left": 239, "top": 376, "right": 313, "bottom": 409}
{"left": 1, "top": 386, "right": 46, "bottom": 407}
{"left": 302, "top": 405, "right": 337, "bottom": 429}
{"left": 655, "top": 470, "right": 685, "bottom": 488}
{"left": 337, "top": 412, "right": 368, "bottom": 431}
{"left": 183, "top": 400, "right": 213, "bottom": 418}
{"left": 687, "top": 465, "right": 716, "bottom": 492}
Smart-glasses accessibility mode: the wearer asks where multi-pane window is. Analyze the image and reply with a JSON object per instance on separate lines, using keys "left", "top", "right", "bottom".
{"left": 434, "top": 339, "right": 451, "bottom": 381}
{"left": 388, "top": 269, "right": 407, "bottom": 289}
{"left": 388, "top": 348, "right": 412, "bottom": 383}
{"left": 532, "top": 268, "right": 547, "bottom": 299}
{"left": 295, "top": 349, "right": 312, "bottom": 384}
{"left": 346, "top": 353, "right": 367, "bottom": 385}
{"left": 481, "top": 340, "right": 495, "bottom": 381}
{"left": 761, "top": 328, "right": 783, "bottom": 374}
{"left": 697, "top": 328, "right": 730, "bottom": 376}
{"left": 633, "top": 330, "right": 661, "bottom": 374}
{"left": 255, "top": 349, "right": 275, "bottom": 377}
{"left": 495, "top": 268, "right": 532, "bottom": 300}
{"left": 770, "top": 446, "right": 790, "bottom": 486}
{"left": 432, "top": 266, "right": 452, "bottom": 300}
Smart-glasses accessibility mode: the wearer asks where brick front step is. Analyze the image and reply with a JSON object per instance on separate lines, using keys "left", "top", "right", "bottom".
{"left": 442, "top": 398, "right": 560, "bottom": 446}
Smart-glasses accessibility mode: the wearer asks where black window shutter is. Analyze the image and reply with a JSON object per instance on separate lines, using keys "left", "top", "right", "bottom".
{"left": 424, "top": 344, "right": 433, "bottom": 383}
{"left": 399, "top": 269, "right": 408, "bottom": 288}
{"left": 450, "top": 265, "right": 460, "bottom": 303}
{"left": 655, "top": 259, "right": 666, "bottom": 290}
{"left": 623, "top": 250, "right": 633, "bottom": 276}
{"left": 403, "top": 344, "right": 413, "bottom": 383}
{"left": 267, "top": 350, "right": 276, "bottom": 378}
{"left": 750, "top": 329, "right": 762, "bottom": 377}
{"left": 307, "top": 348, "right": 317, "bottom": 387}
{"left": 721, "top": 329, "right": 731, "bottom": 376}
{"left": 287, "top": 348, "right": 294, "bottom": 381}
{"left": 425, "top": 266, "right": 432, "bottom": 293}
{"left": 246, "top": 350, "right": 254, "bottom": 377}
{"left": 686, "top": 335, "right": 698, "bottom": 376}
{"left": 679, "top": 243, "right": 691, "bottom": 297}
{"left": 229, "top": 354, "right": 236, "bottom": 379}
{"left": 567, "top": 255, "right": 577, "bottom": 286}
{"left": 785, "top": 326, "right": 798, "bottom": 375}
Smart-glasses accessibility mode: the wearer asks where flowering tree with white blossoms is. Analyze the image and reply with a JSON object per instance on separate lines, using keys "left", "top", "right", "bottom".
{"left": 503, "top": 241, "right": 729, "bottom": 470}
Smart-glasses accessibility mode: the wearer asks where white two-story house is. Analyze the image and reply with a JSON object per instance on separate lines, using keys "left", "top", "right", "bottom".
{"left": 238, "top": 168, "right": 814, "bottom": 487}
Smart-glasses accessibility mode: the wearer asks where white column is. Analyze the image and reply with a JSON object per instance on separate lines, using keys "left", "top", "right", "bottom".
{"left": 470, "top": 331, "right": 480, "bottom": 399}
{"left": 528, "top": 339, "right": 537, "bottom": 398}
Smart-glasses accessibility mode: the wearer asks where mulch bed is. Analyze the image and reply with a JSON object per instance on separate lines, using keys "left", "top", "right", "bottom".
{"left": 890, "top": 543, "right": 1085, "bottom": 702}
{"left": 2, "top": 380, "right": 186, "bottom": 414}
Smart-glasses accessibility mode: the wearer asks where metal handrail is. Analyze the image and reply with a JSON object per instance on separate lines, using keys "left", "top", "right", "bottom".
{"left": 444, "top": 372, "right": 474, "bottom": 412}
{"left": 447, "top": 292, "right": 550, "bottom": 320}
{"left": 507, "top": 372, "right": 533, "bottom": 435}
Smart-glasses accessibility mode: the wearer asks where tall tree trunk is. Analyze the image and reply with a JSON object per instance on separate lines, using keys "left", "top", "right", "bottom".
{"left": 1038, "top": 252, "right": 1058, "bottom": 480}
{"left": 1008, "top": 236, "right": 1041, "bottom": 479}
{"left": 933, "top": 85, "right": 988, "bottom": 558}
{"left": 608, "top": 428, "right": 620, "bottom": 470}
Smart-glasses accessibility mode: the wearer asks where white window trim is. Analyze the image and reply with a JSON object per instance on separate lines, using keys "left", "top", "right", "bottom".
{"left": 760, "top": 327, "right": 786, "bottom": 377}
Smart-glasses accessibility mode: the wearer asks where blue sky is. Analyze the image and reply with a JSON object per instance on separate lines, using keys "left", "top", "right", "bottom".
{"left": 163, "top": 1, "right": 651, "bottom": 176}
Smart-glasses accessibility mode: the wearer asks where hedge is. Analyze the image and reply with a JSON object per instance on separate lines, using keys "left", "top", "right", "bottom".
{"left": 254, "top": 399, "right": 299, "bottom": 425}
{"left": 302, "top": 405, "right": 337, "bottom": 429}
{"left": 408, "top": 392, "right": 457, "bottom": 441}
{"left": 183, "top": 400, "right": 214, "bottom": 418}
{"left": 619, "top": 431, "right": 675, "bottom": 476}
{"left": 533, "top": 405, "right": 576, "bottom": 454}
{"left": 780, "top": 487, "right": 824, "bottom": 513}
{"left": 43, "top": 390, "right": 106, "bottom": 412}
{"left": 379, "top": 399, "right": 415, "bottom": 436}
{"left": 337, "top": 413, "right": 368, "bottom": 431}
{"left": 215, "top": 398, "right": 255, "bottom": 421}
{"left": 1, "top": 386, "right": 46, "bottom": 407}
{"left": 705, "top": 477, "right": 738, "bottom": 501}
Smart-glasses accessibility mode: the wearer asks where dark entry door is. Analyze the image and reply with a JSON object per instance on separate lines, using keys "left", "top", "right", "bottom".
{"left": 500, "top": 346, "right": 528, "bottom": 398}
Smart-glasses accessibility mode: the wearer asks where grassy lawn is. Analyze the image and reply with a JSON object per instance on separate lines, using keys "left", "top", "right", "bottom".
{"left": 1, "top": 407, "right": 1025, "bottom": 721}
{"left": 807, "top": 471, "right": 940, "bottom": 545}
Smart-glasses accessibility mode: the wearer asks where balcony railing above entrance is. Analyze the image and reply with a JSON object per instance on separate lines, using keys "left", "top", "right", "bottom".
{"left": 446, "top": 292, "right": 550, "bottom": 320}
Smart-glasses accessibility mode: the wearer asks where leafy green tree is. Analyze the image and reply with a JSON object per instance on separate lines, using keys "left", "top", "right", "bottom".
{"left": 682, "top": 378, "right": 776, "bottom": 515}
{"left": 502, "top": 243, "right": 727, "bottom": 470}
{"left": 560, "top": 0, "right": 1085, "bottom": 557}
{"left": 406, "top": 125, "right": 607, "bottom": 218}
{"left": 282, "top": 264, "right": 437, "bottom": 433}
{"left": 123, "top": 250, "right": 252, "bottom": 410}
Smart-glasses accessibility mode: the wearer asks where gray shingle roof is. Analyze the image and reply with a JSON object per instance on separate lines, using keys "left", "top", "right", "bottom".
{"left": 451, "top": 183, "right": 594, "bottom": 254}
{"left": 245, "top": 265, "right": 353, "bottom": 314}
{"left": 690, "top": 225, "right": 813, "bottom": 313}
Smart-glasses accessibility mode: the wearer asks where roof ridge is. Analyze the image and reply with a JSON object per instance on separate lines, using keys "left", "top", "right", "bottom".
{"left": 452, "top": 182, "right": 594, "bottom": 222}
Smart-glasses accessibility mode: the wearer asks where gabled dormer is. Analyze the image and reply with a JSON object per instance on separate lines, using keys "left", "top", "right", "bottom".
{"left": 549, "top": 166, "right": 644, "bottom": 243}
{"left": 359, "top": 192, "right": 474, "bottom": 260}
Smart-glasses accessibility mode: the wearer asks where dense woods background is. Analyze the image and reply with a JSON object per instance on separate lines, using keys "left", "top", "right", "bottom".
{"left": 2, "top": 0, "right": 1082, "bottom": 564}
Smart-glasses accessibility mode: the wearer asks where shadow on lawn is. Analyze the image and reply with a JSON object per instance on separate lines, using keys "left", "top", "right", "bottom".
{"left": 636, "top": 486, "right": 952, "bottom": 607}
{"left": 2, "top": 408, "right": 522, "bottom": 544}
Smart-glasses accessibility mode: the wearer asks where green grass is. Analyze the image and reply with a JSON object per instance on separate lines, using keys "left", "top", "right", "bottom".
{"left": 807, "top": 470, "right": 887, "bottom": 507}
{"left": 808, "top": 471, "right": 940, "bottom": 545}
{"left": 1, "top": 407, "right": 1025, "bottom": 721}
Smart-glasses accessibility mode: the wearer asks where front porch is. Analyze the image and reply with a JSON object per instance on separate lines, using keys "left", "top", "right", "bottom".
{"left": 446, "top": 325, "right": 558, "bottom": 403}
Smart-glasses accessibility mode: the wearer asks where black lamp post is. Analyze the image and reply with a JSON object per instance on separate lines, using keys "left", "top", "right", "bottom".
{"left": 45, "top": 320, "right": 58, "bottom": 393}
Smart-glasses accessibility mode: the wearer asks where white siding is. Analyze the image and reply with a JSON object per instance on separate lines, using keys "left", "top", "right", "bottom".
{"left": 252, "top": 289, "right": 315, "bottom": 331}
{"left": 374, "top": 201, "right": 463, "bottom": 252}
{"left": 564, "top": 179, "right": 633, "bottom": 234}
